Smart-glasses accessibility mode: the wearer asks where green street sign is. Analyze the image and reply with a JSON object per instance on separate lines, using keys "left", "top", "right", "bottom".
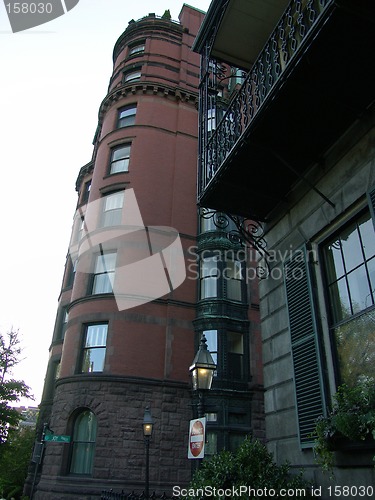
{"left": 44, "top": 434, "right": 71, "bottom": 443}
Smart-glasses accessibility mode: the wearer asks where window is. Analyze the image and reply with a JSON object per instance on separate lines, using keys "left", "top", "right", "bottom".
{"left": 55, "top": 362, "right": 61, "bottom": 380}
{"left": 205, "top": 431, "right": 217, "bottom": 456}
{"left": 92, "top": 252, "right": 116, "bottom": 294}
{"left": 204, "top": 329, "right": 218, "bottom": 367}
{"left": 61, "top": 308, "right": 69, "bottom": 339}
{"left": 43, "top": 359, "right": 61, "bottom": 400}
{"left": 228, "top": 433, "right": 246, "bottom": 452}
{"left": 207, "top": 108, "right": 216, "bottom": 133}
{"left": 117, "top": 104, "right": 136, "bottom": 128}
{"left": 129, "top": 43, "right": 145, "bottom": 55}
{"left": 322, "top": 211, "right": 375, "bottom": 386}
{"left": 124, "top": 69, "right": 141, "bottom": 82}
{"left": 200, "top": 209, "right": 216, "bottom": 232}
{"left": 81, "top": 181, "right": 91, "bottom": 204}
{"left": 205, "top": 412, "right": 217, "bottom": 422}
{"left": 77, "top": 217, "right": 85, "bottom": 242}
{"left": 81, "top": 324, "right": 108, "bottom": 373}
{"left": 54, "top": 306, "right": 69, "bottom": 341}
{"left": 228, "top": 332, "right": 243, "bottom": 379}
{"left": 102, "top": 191, "right": 124, "bottom": 227}
{"left": 66, "top": 257, "right": 77, "bottom": 287}
{"left": 70, "top": 410, "right": 97, "bottom": 474}
{"left": 200, "top": 256, "right": 218, "bottom": 298}
{"left": 225, "top": 259, "right": 243, "bottom": 301}
{"left": 109, "top": 144, "right": 131, "bottom": 174}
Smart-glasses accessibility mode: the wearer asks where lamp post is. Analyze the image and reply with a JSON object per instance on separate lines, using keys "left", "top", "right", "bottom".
{"left": 189, "top": 334, "right": 217, "bottom": 417}
{"left": 142, "top": 406, "right": 154, "bottom": 499}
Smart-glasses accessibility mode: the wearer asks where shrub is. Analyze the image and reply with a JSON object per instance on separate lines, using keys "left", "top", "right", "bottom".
{"left": 188, "top": 437, "right": 312, "bottom": 499}
{"left": 313, "top": 382, "right": 375, "bottom": 472}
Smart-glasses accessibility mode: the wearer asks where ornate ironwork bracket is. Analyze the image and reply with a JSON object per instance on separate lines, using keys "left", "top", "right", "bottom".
{"left": 200, "top": 208, "right": 270, "bottom": 278}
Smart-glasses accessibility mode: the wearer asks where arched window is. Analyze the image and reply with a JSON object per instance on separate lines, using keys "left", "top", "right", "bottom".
{"left": 70, "top": 410, "right": 97, "bottom": 475}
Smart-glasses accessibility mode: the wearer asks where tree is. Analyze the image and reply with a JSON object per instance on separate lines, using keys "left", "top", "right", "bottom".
{"left": 0, "top": 329, "right": 33, "bottom": 444}
{"left": 0, "top": 425, "right": 35, "bottom": 498}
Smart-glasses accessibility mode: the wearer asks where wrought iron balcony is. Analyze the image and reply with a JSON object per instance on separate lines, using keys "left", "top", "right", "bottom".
{"left": 197, "top": 0, "right": 375, "bottom": 220}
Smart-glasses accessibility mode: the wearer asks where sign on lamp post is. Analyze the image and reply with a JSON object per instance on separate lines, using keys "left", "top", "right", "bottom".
{"left": 188, "top": 417, "right": 206, "bottom": 459}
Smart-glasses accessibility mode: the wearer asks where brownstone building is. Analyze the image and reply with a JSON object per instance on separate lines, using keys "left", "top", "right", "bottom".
{"left": 27, "top": 5, "right": 264, "bottom": 498}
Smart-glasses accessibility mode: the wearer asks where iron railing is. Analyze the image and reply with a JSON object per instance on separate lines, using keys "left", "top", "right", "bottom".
{"left": 198, "top": 0, "right": 332, "bottom": 198}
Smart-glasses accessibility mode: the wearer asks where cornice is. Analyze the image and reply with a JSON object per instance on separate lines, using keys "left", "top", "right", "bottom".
{"left": 75, "top": 160, "right": 94, "bottom": 192}
{"left": 97, "top": 82, "right": 198, "bottom": 125}
{"left": 55, "top": 373, "right": 190, "bottom": 391}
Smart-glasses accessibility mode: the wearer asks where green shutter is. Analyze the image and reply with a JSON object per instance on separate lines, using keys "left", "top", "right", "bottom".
{"left": 367, "top": 184, "right": 375, "bottom": 231}
{"left": 284, "top": 246, "right": 326, "bottom": 447}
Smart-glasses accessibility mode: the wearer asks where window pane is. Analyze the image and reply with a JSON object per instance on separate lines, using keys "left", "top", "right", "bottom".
{"left": 200, "top": 209, "right": 216, "bottom": 232}
{"left": 229, "top": 434, "right": 245, "bottom": 452}
{"left": 74, "top": 411, "right": 97, "bottom": 441}
{"left": 118, "top": 106, "right": 136, "bottom": 127}
{"left": 85, "top": 324, "right": 107, "bottom": 347}
{"left": 226, "top": 260, "right": 242, "bottom": 279}
{"left": 94, "top": 253, "right": 116, "bottom": 274}
{"left": 201, "top": 277, "right": 217, "bottom": 298}
{"left": 81, "top": 347, "right": 106, "bottom": 373}
{"left": 200, "top": 257, "right": 218, "bottom": 298}
{"left": 228, "top": 332, "right": 243, "bottom": 354}
{"left": 92, "top": 273, "right": 114, "bottom": 294}
{"left": 328, "top": 277, "right": 351, "bottom": 322}
{"left": 112, "top": 145, "right": 129, "bottom": 160}
{"left": 70, "top": 443, "right": 95, "bottom": 474}
{"left": 225, "top": 260, "right": 243, "bottom": 301}
{"left": 204, "top": 330, "right": 217, "bottom": 365}
{"left": 103, "top": 192, "right": 124, "bottom": 227}
{"left": 125, "top": 71, "right": 141, "bottom": 82}
{"left": 103, "top": 209, "right": 122, "bottom": 227}
{"left": 205, "top": 432, "right": 217, "bottom": 456}
{"left": 70, "top": 411, "right": 97, "bottom": 475}
{"left": 201, "top": 257, "right": 218, "bottom": 277}
{"left": 359, "top": 215, "right": 375, "bottom": 259}
{"left": 111, "top": 159, "right": 129, "bottom": 174}
{"left": 340, "top": 224, "right": 363, "bottom": 272}
{"left": 104, "top": 192, "right": 124, "bottom": 211}
{"left": 324, "top": 240, "right": 344, "bottom": 283}
{"left": 334, "top": 313, "right": 375, "bottom": 386}
{"left": 347, "top": 265, "right": 371, "bottom": 313}
{"left": 129, "top": 44, "right": 145, "bottom": 55}
{"left": 228, "top": 332, "right": 243, "bottom": 379}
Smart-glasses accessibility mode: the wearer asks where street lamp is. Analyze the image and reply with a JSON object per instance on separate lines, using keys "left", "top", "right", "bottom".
{"left": 142, "top": 406, "right": 154, "bottom": 499}
{"left": 189, "top": 334, "right": 217, "bottom": 416}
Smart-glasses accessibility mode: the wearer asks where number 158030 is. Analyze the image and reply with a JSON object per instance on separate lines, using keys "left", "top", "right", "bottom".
{"left": 6, "top": 3, "right": 53, "bottom": 14}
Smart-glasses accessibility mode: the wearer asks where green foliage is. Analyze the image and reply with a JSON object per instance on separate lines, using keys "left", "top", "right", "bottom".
{"left": 189, "top": 437, "right": 312, "bottom": 499}
{"left": 313, "top": 382, "right": 375, "bottom": 472}
{"left": 0, "top": 425, "right": 35, "bottom": 499}
{"left": 0, "top": 330, "right": 33, "bottom": 444}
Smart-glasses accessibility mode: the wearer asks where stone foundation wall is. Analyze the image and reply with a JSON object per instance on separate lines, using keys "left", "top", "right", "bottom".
{"left": 33, "top": 376, "right": 192, "bottom": 499}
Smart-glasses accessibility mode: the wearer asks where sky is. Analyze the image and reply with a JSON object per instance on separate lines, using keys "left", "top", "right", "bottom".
{"left": 0, "top": 0, "right": 211, "bottom": 406}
